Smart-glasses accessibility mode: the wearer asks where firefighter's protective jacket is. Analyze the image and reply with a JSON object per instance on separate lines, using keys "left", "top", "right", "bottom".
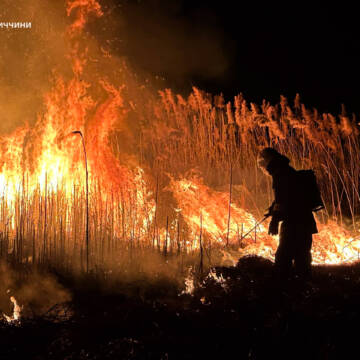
{"left": 266, "top": 155, "right": 318, "bottom": 234}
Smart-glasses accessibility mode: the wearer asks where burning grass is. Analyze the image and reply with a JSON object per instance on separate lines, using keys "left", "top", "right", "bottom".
{"left": 2, "top": 257, "right": 360, "bottom": 359}
{"left": 1, "top": 0, "right": 360, "bottom": 275}
{"left": 2, "top": 1, "right": 360, "bottom": 358}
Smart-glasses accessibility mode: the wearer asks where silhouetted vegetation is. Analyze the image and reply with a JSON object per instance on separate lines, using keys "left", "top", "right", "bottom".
{"left": 2, "top": 257, "right": 360, "bottom": 359}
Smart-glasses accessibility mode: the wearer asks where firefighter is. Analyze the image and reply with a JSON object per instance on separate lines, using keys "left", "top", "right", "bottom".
{"left": 257, "top": 147, "right": 318, "bottom": 280}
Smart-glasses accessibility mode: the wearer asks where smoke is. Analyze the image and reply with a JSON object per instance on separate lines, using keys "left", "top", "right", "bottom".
{"left": 0, "top": 0, "right": 231, "bottom": 134}
{"left": 0, "top": 262, "right": 71, "bottom": 319}
{"left": 100, "top": 0, "right": 230, "bottom": 92}
{"left": 0, "top": 0, "right": 149, "bottom": 159}
{"left": 0, "top": 0, "right": 73, "bottom": 133}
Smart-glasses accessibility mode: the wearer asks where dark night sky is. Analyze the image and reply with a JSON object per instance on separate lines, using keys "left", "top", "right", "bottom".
{"left": 111, "top": 1, "right": 360, "bottom": 115}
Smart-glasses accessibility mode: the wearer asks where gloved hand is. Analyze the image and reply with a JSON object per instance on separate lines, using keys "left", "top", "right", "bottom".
{"left": 264, "top": 202, "right": 276, "bottom": 218}
{"left": 268, "top": 218, "right": 279, "bottom": 235}
{"left": 264, "top": 211, "right": 272, "bottom": 218}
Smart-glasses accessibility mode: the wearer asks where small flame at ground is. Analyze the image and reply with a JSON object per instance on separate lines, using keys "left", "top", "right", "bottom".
{"left": 180, "top": 267, "right": 195, "bottom": 296}
{"left": 206, "top": 268, "right": 228, "bottom": 292}
{"left": 2, "top": 296, "right": 22, "bottom": 324}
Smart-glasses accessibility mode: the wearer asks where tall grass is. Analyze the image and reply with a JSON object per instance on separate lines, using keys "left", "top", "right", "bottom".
{"left": 140, "top": 88, "right": 360, "bottom": 225}
{"left": 0, "top": 88, "right": 359, "bottom": 271}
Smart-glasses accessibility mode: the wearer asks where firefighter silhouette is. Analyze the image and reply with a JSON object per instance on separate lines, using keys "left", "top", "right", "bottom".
{"left": 258, "top": 147, "right": 322, "bottom": 279}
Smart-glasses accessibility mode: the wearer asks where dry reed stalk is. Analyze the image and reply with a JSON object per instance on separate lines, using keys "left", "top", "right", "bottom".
{"left": 199, "top": 212, "right": 203, "bottom": 274}
{"left": 226, "top": 163, "right": 233, "bottom": 247}
{"left": 1, "top": 87, "right": 359, "bottom": 271}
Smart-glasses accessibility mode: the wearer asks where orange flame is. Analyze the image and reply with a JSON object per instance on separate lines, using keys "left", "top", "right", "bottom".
{"left": 170, "top": 176, "right": 360, "bottom": 264}
{"left": 2, "top": 296, "right": 22, "bottom": 324}
{"left": 66, "top": 0, "right": 103, "bottom": 37}
{"left": 0, "top": 0, "right": 358, "bottom": 270}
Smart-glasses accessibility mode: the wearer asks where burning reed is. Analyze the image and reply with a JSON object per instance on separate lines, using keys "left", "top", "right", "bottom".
{"left": 1, "top": 0, "right": 360, "bottom": 275}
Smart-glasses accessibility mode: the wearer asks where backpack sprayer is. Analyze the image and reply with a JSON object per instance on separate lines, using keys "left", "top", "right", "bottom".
{"left": 237, "top": 165, "right": 324, "bottom": 242}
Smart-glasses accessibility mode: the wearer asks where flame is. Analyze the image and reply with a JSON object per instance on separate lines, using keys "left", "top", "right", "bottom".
{"left": 313, "top": 221, "right": 360, "bottom": 264}
{"left": 170, "top": 176, "right": 277, "bottom": 254}
{"left": 66, "top": 0, "right": 103, "bottom": 37}
{"left": 206, "top": 268, "right": 228, "bottom": 292}
{"left": 170, "top": 176, "right": 360, "bottom": 265}
{"left": 0, "top": 0, "right": 359, "bottom": 270}
{"left": 2, "top": 296, "right": 22, "bottom": 324}
{"left": 0, "top": 0, "right": 154, "bottom": 267}
{"left": 180, "top": 266, "right": 195, "bottom": 296}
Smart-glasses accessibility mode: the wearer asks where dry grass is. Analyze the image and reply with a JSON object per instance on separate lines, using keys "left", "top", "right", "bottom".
{"left": 141, "top": 88, "right": 360, "bottom": 225}
{"left": 1, "top": 87, "right": 359, "bottom": 270}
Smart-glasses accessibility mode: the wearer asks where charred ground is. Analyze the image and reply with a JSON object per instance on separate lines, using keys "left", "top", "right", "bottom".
{"left": 2, "top": 256, "right": 360, "bottom": 359}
